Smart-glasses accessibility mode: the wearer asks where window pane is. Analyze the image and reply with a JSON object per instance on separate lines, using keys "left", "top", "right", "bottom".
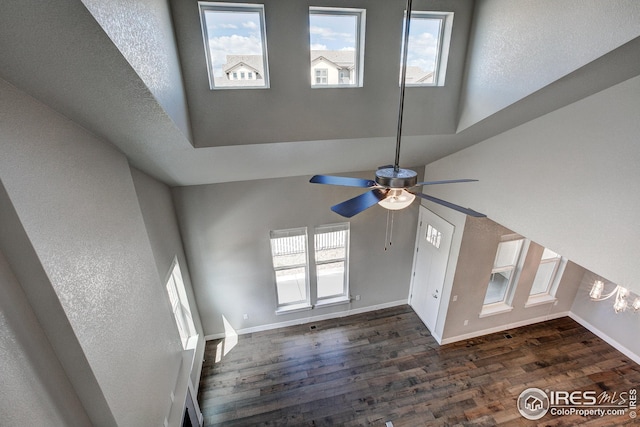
{"left": 200, "top": 4, "right": 269, "bottom": 88}
{"left": 484, "top": 270, "right": 511, "bottom": 305}
{"left": 310, "top": 8, "right": 363, "bottom": 87}
{"left": 494, "top": 240, "right": 523, "bottom": 269}
{"left": 317, "top": 261, "right": 345, "bottom": 298}
{"left": 275, "top": 267, "right": 307, "bottom": 304}
{"left": 530, "top": 261, "right": 557, "bottom": 296}
{"left": 400, "top": 12, "right": 452, "bottom": 86}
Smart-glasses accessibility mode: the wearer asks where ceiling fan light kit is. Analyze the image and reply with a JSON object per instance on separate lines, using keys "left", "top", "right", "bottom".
{"left": 310, "top": 0, "right": 485, "bottom": 220}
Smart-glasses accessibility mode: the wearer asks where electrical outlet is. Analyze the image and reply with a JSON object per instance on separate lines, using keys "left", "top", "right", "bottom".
{"left": 243, "top": 313, "right": 248, "bottom": 320}
{"left": 355, "top": 295, "right": 361, "bottom": 301}
{"left": 463, "top": 320, "right": 468, "bottom": 326}
{"left": 452, "top": 295, "right": 458, "bottom": 302}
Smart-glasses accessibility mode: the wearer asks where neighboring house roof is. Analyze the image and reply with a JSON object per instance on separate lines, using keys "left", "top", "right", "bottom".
{"left": 405, "top": 66, "right": 434, "bottom": 84}
{"left": 310, "top": 50, "right": 355, "bottom": 70}
{"left": 223, "top": 55, "right": 264, "bottom": 75}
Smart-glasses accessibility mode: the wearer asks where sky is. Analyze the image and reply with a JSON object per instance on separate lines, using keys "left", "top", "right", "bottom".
{"left": 204, "top": 9, "right": 442, "bottom": 79}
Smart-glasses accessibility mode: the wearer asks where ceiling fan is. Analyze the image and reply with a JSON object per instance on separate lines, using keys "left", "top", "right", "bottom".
{"left": 310, "top": 0, "right": 485, "bottom": 219}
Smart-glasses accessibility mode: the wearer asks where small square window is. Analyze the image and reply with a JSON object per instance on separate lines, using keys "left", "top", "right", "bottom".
{"left": 199, "top": 2, "right": 270, "bottom": 89}
{"left": 309, "top": 7, "right": 365, "bottom": 87}
{"left": 400, "top": 11, "right": 453, "bottom": 86}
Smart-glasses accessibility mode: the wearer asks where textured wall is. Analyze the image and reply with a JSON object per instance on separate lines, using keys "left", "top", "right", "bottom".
{"left": 81, "top": 0, "right": 192, "bottom": 140}
{"left": 458, "top": 0, "right": 640, "bottom": 131}
{"left": 0, "top": 79, "right": 184, "bottom": 426}
{"left": 173, "top": 172, "right": 419, "bottom": 336}
{"left": 131, "top": 167, "right": 205, "bottom": 390}
{"left": 421, "top": 74, "right": 640, "bottom": 297}
{"left": 0, "top": 250, "right": 91, "bottom": 427}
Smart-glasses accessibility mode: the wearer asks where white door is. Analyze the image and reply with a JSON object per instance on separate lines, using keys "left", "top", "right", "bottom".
{"left": 409, "top": 206, "right": 455, "bottom": 334}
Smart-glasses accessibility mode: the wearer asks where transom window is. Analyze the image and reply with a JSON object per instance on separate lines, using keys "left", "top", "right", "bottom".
{"left": 400, "top": 11, "right": 453, "bottom": 86}
{"left": 309, "top": 7, "right": 365, "bottom": 87}
{"left": 199, "top": 2, "right": 269, "bottom": 89}
{"left": 426, "top": 224, "right": 442, "bottom": 249}
{"left": 314, "top": 223, "right": 350, "bottom": 302}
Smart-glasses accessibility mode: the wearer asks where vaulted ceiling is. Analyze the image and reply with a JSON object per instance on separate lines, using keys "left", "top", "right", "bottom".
{"left": 1, "top": 0, "right": 639, "bottom": 186}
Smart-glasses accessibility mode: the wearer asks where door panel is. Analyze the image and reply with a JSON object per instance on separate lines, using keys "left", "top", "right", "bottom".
{"left": 409, "top": 206, "right": 455, "bottom": 334}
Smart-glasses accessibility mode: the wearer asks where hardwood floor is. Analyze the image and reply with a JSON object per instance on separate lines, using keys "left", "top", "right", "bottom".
{"left": 198, "top": 306, "right": 640, "bottom": 426}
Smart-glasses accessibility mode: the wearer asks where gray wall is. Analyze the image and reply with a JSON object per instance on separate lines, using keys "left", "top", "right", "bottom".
{"left": 173, "top": 171, "right": 420, "bottom": 336}
{"left": 170, "top": 0, "right": 473, "bottom": 148}
{"left": 571, "top": 271, "right": 640, "bottom": 362}
{"left": 0, "top": 78, "right": 193, "bottom": 426}
{"left": 458, "top": 0, "right": 640, "bottom": 131}
{"left": 439, "top": 217, "right": 584, "bottom": 342}
{"left": 421, "top": 74, "right": 640, "bottom": 298}
{"left": 131, "top": 167, "right": 205, "bottom": 390}
{"left": 0, "top": 249, "right": 91, "bottom": 427}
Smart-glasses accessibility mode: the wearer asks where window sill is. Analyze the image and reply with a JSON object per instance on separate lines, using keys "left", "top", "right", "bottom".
{"left": 479, "top": 302, "right": 514, "bottom": 318}
{"left": 525, "top": 295, "right": 557, "bottom": 308}
{"left": 315, "top": 296, "right": 351, "bottom": 308}
{"left": 275, "top": 303, "right": 312, "bottom": 315}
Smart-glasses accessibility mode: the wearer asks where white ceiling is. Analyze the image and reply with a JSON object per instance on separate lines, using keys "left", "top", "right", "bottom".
{"left": 1, "top": 0, "right": 639, "bottom": 186}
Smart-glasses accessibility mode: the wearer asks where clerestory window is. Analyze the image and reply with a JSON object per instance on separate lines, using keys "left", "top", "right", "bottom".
{"left": 309, "top": 7, "right": 365, "bottom": 87}
{"left": 199, "top": 2, "right": 270, "bottom": 89}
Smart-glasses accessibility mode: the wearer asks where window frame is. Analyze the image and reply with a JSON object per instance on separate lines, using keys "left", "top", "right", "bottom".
{"left": 309, "top": 6, "right": 366, "bottom": 88}
{"left": 165, "top": 257, "right": 198, "bottom": 350}
{"left": 314, "top": 223, "right": 350, "bottom": 305}
{"left": 400, "top": 10, "right": 454, "bottom": 87}
{"left": 480, "top": 236, "right": 527, "bottom": 317}
{"left": 526, "top": 248, "right": 567, "bottom": 307}
{"left": 269, "top": 227, "right": 311, "bottom": 313}
{"left": 198, "top": 2, "right": 270, "bottom": 90}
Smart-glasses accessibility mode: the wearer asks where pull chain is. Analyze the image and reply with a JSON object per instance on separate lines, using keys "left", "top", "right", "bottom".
{"left": 384, "top": 210, "right": 395, "bottom": 250}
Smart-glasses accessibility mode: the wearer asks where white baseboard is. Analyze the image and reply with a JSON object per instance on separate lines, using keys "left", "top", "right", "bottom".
{"left": 440, "top": 311, "right": 570, "bottom": 345}
{"left": 204, "top": 300, "right": 407, "bottom": 341}
{"left": 569, "top": 312, "right": 640, "bottom": 366}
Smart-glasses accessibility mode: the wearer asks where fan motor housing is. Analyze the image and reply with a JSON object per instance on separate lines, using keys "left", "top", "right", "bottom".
{"left": 375, "top": 168, "right": 418, "bottom": 188}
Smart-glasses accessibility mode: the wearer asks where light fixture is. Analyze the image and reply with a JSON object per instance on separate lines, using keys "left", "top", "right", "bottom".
{"left": 589, "top": 279, "right": 640, "bottom": 314}
{"left": 378, "top": 189, "right": 416, "bottom": 210}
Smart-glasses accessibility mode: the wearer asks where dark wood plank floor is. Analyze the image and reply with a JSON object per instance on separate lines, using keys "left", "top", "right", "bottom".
{"left": 198, "top": 305, "right": 640, "bottom": 426}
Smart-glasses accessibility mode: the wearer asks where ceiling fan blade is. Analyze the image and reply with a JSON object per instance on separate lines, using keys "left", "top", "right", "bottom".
{"left": 310, "top": 175, "right": 377, "bottom": 188}
{"left": 414, "top": 192, "right": 486, "bottom": 218}
{"left": 414, "top": 179, "right": 478, "bottom": 186}
{"left": 331, "top": 189, "right": 388, "bottom": 218}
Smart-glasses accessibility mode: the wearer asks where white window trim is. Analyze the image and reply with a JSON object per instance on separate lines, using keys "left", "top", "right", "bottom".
{"left": 525, "top": 256, "right": 568, "bottom": 308}
{"left": 309, "top": 7, "right": 366, "bottom": 88}
{"left": 401, "top": 11, "right": 454, "bottom": 87}
{"left": 199, "top": 2, "right": 270, "bottom": 90}
{"left": 165, "top": 257, "right": 198, "bottom": 350}
{"left": 480, "top": 237, "right": 529, "bottom": 317}
{"left": 314, "top": 223, "right": 350, "bottom": 303}
{"left": 270, "top": 227, "right": 311, "bottom": 312}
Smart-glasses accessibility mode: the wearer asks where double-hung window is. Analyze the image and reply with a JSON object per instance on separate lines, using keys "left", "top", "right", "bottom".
{"left": 481, "top": 237, "right": 526, "bottom": 316}
{"left": 314, "top": 223, "right": 350, "bottom": 304}
{"left": 199, "top": 2, "right": 270, "bottom": 89}
{"left": 270, "top": 228, "right": 310, "bottom": 312}
{"left": 400, "top": 11, "right": 453, "bottom": 86}
{"left": 165, "top": 258, "right": 197, "bottom": 349}
{"left": 309, "top": 7, "right": 365, "bottom": 87}
{"left": 526, "top": 248, "right": 566, "bottom": 307}
{"left": 270, "top": 224, "right": 350, "bottom": 313}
